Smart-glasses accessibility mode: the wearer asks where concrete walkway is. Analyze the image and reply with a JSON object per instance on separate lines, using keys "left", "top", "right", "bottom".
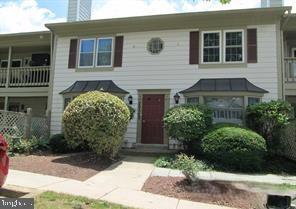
{"left": 151, "top": 167, "right": 296, "bottom": 185}
{"left": 5, "top": 156, "right": 236, "bottom": 209}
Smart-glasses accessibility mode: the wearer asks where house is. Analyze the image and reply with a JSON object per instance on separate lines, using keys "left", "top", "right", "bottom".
{"left": 0, "top": 0, "right": 296, "bottom": 149}
{"left": 0, "top": 31, "right": 51, "bottom": 116}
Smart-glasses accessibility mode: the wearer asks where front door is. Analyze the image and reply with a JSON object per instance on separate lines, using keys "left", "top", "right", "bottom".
{"left": 141, "top": 94, "right": 164, "bottom": 144}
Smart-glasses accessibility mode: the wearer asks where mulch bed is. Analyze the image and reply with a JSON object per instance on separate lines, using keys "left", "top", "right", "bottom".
{"left": 10, "top": 152, "right": 114, "bottom": 181}
{"left": 142, "top": 177, "right": 266, "bottom": 209}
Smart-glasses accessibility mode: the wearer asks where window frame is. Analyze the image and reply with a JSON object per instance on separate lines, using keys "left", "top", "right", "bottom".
{"left": 78, "top": 38, "right": 96, "bottom": 68}
{"left": 95, "top": 37, "right": 114, "bottom": 68}
{"left": 201, "top": 31, "right": 222, "bottom": 64}
{"left": 223, "top": 29, "right": 245, "bottom": 63}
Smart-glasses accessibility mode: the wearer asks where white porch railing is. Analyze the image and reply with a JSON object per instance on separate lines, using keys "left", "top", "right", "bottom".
{"left": 0, "top": 68, "right": 7, "bottom": 87}
{"left": 0, "top": 66, "right": 50, "bottom": 87}
{"left": 285, "top": 58, "right": 296, "bottom": 82}
{"left": 212, "top": 108, "right": 243, "bottom": 124}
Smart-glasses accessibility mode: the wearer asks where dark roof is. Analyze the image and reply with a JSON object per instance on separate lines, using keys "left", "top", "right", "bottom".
{"left": 60, "top": 80, "right": 129, "bottom": 94}
{"left": 180, "top": 78, "right": 268, "bottom": 94}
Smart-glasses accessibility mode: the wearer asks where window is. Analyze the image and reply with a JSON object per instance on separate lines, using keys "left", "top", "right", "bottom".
{"left": 11, "top": 59, "right": 22, "bottom": 67}
{"left": 186, "top": 97, "right": 199, "bottom": 104}
{"left": 248, "top": 97, "right": 260, "bottom": 106}
{"left": 96, "top": 38, "right": 113, "bottom": 67}
{"left": 224, "top": 30, "right": 244, "bottom": 63}
{"left": 147, "top": 38, "right": 164, "bottom": 54}
{"left": 202, "top": 31, "right": 221, "bottom": 63}
{"left": 0, "top": 60, "right": 8, "bottom": 68}
{"left": 64, "top": 98, "right": 72, "bottom": 110}
{"left": 205, "top": 96, "right": 244, "bottom": 122}
{"left": 79, "top": 39, "right": 95, "bottom": 67}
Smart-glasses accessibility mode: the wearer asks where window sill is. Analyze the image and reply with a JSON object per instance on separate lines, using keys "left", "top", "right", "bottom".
{"left": 75, "top": 67, "right": 114, "bottom": 72}
{"left": 198, "top": 63, "right": 247, "bottom": 69}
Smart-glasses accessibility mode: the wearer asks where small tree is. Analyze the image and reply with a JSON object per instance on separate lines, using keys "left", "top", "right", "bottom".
{"left": 246, "top": 100, "right": 292, "bottom": 150}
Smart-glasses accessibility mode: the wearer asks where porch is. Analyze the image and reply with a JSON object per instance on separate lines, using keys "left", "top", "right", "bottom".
{"left": 0, "top": 96, "right": 47, "bottom": 116}
{"left": 0, "top": 31, "right": 51, "bottom": 88}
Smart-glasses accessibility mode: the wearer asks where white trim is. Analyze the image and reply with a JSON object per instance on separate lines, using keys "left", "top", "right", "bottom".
{"left": 201, "top": 31, "right": 222, "bottom": 64}
{"left": 78, "top": 38, "right": 96, "bottom": 68}
{"left": 292, "top": 47, "right": 296, "bottom": 58}
{"left": 95, "top": 37, "right": 114, "bottom": 68}
{"left": 11, "top": 59, "right": 23, "bottom": 67}
{"left": 223, "top": 29, "right": 245, "bottom": 64}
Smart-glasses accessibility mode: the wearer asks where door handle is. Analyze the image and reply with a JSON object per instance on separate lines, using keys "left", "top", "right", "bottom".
{"left": 142, "top": 120, "right": 146, "bottom": 123}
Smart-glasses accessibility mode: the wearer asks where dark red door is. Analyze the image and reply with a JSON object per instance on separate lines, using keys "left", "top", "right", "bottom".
{"left": 141, "top": 94, "right": 164, "bottom": 144}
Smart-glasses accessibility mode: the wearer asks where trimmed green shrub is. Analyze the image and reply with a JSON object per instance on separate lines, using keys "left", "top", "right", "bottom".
{"left": 62, "top": 91, "right": 130, "bottom": 158}
{"left": 210, "top": 122, "right": 243, "bottom": 130}
{"left": 246, "top": 100, "right": 292, "bottom": 150}
{"left": 49, "top": 133, "right": 84, "bottom": 153}
{"left": 201, "top": 127, "right": 267, "bottom": 171}
{"left": 163, "top": 104, "right": 212, "bottom": 143}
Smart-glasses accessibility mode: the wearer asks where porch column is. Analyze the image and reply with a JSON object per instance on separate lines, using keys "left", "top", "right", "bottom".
{"left": 5, "top": 46, "right": 12, "bottom": 88}
{"left": 4, "top": 96, "right": 8, "bottom": 111}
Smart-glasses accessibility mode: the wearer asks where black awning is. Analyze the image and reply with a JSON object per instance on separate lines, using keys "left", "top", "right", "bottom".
{"left": 60, "top": 80, "right": 129, "bottom": 95}
{"left": 180, "top": 78, "right": 268, "bottom": 94}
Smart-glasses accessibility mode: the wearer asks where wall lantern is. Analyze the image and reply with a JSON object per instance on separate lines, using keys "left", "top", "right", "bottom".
{"left": 128, "top": 95, "right": 133, "bottom": 105}
{"left": 174, "top": 93, "right": 180, "bottom": 104}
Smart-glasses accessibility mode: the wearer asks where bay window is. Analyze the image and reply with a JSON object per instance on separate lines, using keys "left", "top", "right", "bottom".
{"left": 204, "top": 96, "right": 244, "bottom": 122}
{"left": 79, "top": 39, "right": 95, "bottom": 67}
{"left": 186, "top": 97, "right": 199, "bottom": 104}
{"left": 202, "top": 31, "right": 221, "bottom": 63}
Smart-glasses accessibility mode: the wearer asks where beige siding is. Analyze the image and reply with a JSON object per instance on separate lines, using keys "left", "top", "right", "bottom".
{"left": 51, "top": 25, "right": 279, "bottom": 143}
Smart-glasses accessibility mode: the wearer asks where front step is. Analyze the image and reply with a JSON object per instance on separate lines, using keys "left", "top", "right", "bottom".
{"left": 120, "top": 143, "right": 177, "bottom": 156}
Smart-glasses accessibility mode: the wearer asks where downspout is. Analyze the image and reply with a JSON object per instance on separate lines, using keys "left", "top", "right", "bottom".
{"left": 280, "top": 9, "right": 292, "bottom": 101}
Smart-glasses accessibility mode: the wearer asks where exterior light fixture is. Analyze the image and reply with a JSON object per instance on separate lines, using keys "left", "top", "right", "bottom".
{"left": 128, "top": 95, "right": 133, "bottom": 105}
{"left": 174, "top": 93, "right": 180, "bottom": 104}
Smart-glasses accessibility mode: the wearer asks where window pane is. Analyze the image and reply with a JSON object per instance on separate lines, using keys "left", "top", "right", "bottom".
{"left": 203, "top": 32, "right": 220, "bottom": 63}
{"left": 248, "top": 97, "right": 260, "bottom": 106}
{"left": 80, "top": 40, "right": 95, "bottom": 53}
{"left": 98, "top": 39, "right": 112, "bottom": 51}
{"left": 97, "top": 38, "right": 113, "bottom": 66}
{"left": 97, "top": 52, "right": 112, "bottom": 66}
{"left": 205, "top": 97, "right": 243, "bottom": 109}
{"left": 186, "top": 97, "right": 199, "bottom": 104}
{"left": 79, "top": 39, "right": 95, "bottom": 67}
{"left": 80, "top": 53, "right": 93, "bottom": 66}
{"left": 225, "top": 31, "right": 243, "bottom": 62}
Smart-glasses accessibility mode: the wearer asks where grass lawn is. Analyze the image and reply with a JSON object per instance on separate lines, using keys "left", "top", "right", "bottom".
{"left": 154, "top": 154, "right": 296, "bottom": 176}
{"left": 35, "top": 191, "right": 136, "bottom": 209}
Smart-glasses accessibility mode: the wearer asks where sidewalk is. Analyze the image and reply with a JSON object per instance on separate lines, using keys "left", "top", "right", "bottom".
{"left": 151, "top": 167, "right": 296, "bottom": 185}
{"left": 5, "top": 156, "right": 238, "bottom": 209}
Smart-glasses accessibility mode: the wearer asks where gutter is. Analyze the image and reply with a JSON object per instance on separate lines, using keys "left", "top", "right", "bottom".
{"left": 280, "top": 8, "right": 292, "bottom": 101}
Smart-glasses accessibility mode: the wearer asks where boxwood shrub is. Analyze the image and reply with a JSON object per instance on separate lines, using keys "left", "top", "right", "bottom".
{"left": 163, "top": 104, "right": 212, "bottom": 143}
{"left": 62, "top": 91, "right": 130, "bottom": 158}
{"left": 201, "top": 126, "right": 267, "bottom": 171}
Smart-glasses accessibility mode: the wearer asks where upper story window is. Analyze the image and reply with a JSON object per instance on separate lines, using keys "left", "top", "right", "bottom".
{"left": 79, "top": 39, "right": 95, "bottom": 68}
{"left": 147, "top": 38, "right": 164, "bottom": 55}
{"left": 224, "top": 30, "right": 244, "bottom": 63}
{"left": 96, "top": 38, "right": 113, "bottom": 67}
{"left": 202, "top": 31, "right": 221, "bottom": 63}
